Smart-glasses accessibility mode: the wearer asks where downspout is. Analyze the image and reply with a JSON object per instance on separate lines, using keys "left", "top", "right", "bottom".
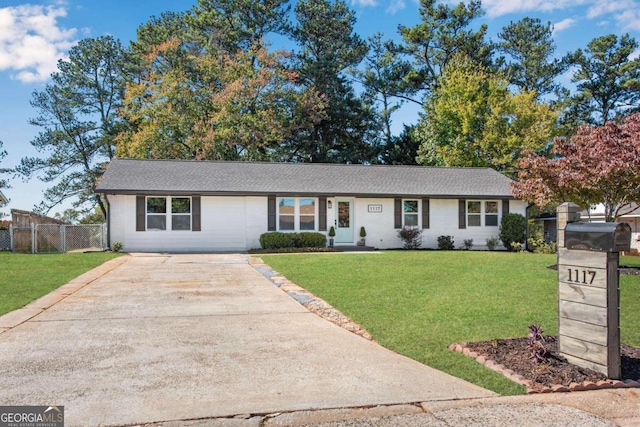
{"left": 104, "top": 194, "right": 111, "bottom": 250}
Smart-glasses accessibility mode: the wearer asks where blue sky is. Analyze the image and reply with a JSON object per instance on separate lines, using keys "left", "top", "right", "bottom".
{"left": 1, "top": 0, "right": 639, "bottom": 217}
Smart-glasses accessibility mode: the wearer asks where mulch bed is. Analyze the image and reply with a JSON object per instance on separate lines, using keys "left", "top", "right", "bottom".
{"left": 464, "top": 336, "right": 640, "bottom": 391}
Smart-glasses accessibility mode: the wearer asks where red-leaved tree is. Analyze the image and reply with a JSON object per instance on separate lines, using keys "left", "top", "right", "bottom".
{"left": 511, "top": 113, "right": 640, "bottom": 221}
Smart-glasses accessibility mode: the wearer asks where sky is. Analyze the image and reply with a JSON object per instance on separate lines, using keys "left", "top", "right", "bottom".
{"left": 1, "top": 0, "right": 640, "bottom": 218}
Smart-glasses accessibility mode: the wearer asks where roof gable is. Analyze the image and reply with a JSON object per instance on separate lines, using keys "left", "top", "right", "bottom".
{"left": 96, "top": 158, "right": 517, "bottom": 199}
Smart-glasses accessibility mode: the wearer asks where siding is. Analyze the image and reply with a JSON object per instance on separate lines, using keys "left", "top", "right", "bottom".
{"left": 108, "top": 194, "right": 527, "bottom": 251}
{"left": 108, "top": 194, "right": 266, "bottom": 252}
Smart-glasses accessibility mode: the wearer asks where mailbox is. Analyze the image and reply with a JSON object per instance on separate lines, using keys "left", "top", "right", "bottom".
{"left": 565, "top": 222, "right": 631, "bottom": 252}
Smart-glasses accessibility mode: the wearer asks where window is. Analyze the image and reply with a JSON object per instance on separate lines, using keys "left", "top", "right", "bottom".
{"left": 467, "top": 201, "right": 481, "bottom": 227}
{"left": 467, "top": 200, "right": 499, "bottom": 227}
{"left": 172, "top": 197, "right": 191, "bottom": 230}
{"left": 278, "top": 198, "right": 295, "bottom": 230}
{"left": 485, "top": 201, "right": 498, "bottom": 226}
{"left": 146, "top": 196, "right": 191, "bottom": 231}
{"left": 299, "top": 198, "right": 315, "bottom": 230}
{"left": 147, "top": 197, "right": 167, "bottom": 230}
{"left": 403, "top": 200, "right": 419, "bottom": 227}
{"left": 278, "top": 197, "right": 317, "bottom": 231}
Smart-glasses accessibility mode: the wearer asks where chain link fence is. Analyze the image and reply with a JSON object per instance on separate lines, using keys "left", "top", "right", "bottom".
{"left": 0, "top": 229, "right": 10, "bottom": 251}
{"left": 6, "top": 224, "right": 107, "bottom": 253}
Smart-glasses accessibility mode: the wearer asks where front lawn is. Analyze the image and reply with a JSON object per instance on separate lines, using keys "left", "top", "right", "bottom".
{"left": 261, "top": 251, "right": 640, "bottom": 395}
{"left": 0, "top": 252, "right": 123, "bottom": 316}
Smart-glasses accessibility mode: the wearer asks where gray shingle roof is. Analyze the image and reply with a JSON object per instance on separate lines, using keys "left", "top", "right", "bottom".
{"left": 96, "top": 158, "right": 517, "bottom": 198}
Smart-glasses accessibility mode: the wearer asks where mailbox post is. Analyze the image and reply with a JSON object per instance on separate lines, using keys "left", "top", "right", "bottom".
{"left": 557, "top": 203, "right": 631, "bottom": 379}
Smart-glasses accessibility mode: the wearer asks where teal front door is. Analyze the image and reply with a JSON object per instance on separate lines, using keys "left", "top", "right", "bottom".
{"left": 335, "top": 198, "right": 354, "bottom": 243}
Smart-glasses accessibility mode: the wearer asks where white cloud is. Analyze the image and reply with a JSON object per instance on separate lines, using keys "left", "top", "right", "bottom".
{"left": 471, "top": 0, "right": 591, "bottom": 18}
{"left": 553, "top": 18, "right": 577, "bottom": 34}
{"left": 587, "top": 0, "right": 633, "bottom": 18}
{"left": 351, "top": 0, "right": 377, "bottom": 7}
{"left": 630, "top": 48, "right": 640, "bottom": 60}
{"left": 386, "top": 0, "right": 406, "bottom": 15}
{"left": 615, "top": 8, "right": 640, "bottom": 32}
{"left": 0, "top": 4, "right": 77, "bottom": 83}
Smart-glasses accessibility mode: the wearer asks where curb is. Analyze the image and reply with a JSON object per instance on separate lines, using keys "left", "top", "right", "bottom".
{"left": 449, "top": 342, "right": 640, "bottom": 393}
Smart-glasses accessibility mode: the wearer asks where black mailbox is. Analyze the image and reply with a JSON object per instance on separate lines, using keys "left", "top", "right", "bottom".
{"left": 565, "top": 222, "right": 632, "bottom": 252}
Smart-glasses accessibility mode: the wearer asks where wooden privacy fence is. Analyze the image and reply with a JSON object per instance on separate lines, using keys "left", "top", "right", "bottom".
{"left": 3, "top": 224, "right": 107, "bottom": 253}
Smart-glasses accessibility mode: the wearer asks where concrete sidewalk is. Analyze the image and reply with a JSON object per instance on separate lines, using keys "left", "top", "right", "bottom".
{"left": 0, "top": 253, "right": 494, "bottom": 427}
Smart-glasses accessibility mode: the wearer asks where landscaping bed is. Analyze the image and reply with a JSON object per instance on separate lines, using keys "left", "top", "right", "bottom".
{"left": 463, "top": 336, "right": 640, "bottom": 391}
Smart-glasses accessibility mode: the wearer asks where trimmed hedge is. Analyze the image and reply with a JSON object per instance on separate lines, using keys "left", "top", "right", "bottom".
{"left": 259, "top": 232, "right": 327, "bottom": 249}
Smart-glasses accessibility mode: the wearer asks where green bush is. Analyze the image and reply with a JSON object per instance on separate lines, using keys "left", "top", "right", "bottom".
{"left": 398, "top": 227, "right": 423, "bottom": 249}
{"left": 462, "top": 239, "right": 474, "bottom": 250}
{"left": 500, "top": 213, "right": 527, "bottom": 251}
{"left": 437, "top": 235, "right": 455, "bottom": 250}
{"left": 486, "top": 236, "right": 500, "bottom": 251}
{"left": 259, "top": 232, "right": 295, "bottom": 249}
{"left": 527, "top": 235, "right": 557, "bottom": 254}
{"left": 259, "top": 232, "right": 326, "bottom": 249}
{"left": 298, "top": 232, "right": 326, "bottom": 248}
{"left": 111, "top": 241, "right": 123, "bottom": 252}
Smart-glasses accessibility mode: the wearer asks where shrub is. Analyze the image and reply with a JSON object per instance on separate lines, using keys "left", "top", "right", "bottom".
{"left": 360, "top": 227, "right": 367, "bottom": 238}
{"left": 527, "top": 324, "right": 547, "bottom": 364}
{"left": 259, "top": 232, "right": 295, "bottom": 249}
{"left": 486, "top": 236, "right": 499, "bottom": 251}
{"left": 259, "top": 232, "right": 326, "bottom": 249}
{"left": 111, "top": 241, "right": 123, "bottom": 252}
{"left": 462, "top": 239, "right": 473, "bottom": 250}
{"left": 398, "top": 227, "right": 422, "bottom": 249}
{"left": 499, "top": 213, "right": 527, "bottom": 251}
{"left": 510, "top": 241, "right": 524, "bottom": 252}
{"left": 437, "top": 235, "right": 455, "bottom": 250}
{"left": 298, "top": 232, "right": 326, "bottom": 248}
{"left": 527, "top": 235, "right": 557, "bottom": 254}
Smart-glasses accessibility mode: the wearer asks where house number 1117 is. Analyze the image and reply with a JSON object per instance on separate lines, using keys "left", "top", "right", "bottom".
{"left": 567, "top": 268, "right": 596, "bottom": 285}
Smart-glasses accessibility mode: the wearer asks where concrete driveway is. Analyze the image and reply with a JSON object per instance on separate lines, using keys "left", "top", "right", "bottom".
{"left": 0, "top": 254, "right": 494, "bottom": 426}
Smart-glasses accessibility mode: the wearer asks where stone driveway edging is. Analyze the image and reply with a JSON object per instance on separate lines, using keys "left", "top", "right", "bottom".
{"left": 0, "top": 255, "right": 130, "bottom": 332}
{"left": 249, "top": 257, "right": 373, "bottom": 341}
{"left": 449, "top": 342, "right": 640, "bottom": 393}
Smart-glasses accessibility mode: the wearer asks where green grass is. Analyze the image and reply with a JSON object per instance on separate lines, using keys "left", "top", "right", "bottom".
{"left": 0, "top": 252, "right": 123, "bottom": 316}
{"left": 261, "top": 251, "right": 640, "bottom": 395}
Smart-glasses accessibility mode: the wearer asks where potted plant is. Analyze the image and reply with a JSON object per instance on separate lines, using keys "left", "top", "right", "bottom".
{"left": 358, "top": 226, "right": 366, "bottom": 246}
{"left": 328, "top": 226, "right": 336, "bottom": 248}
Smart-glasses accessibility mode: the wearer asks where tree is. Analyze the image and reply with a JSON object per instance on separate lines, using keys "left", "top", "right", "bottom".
{"left": 289, "top": 0, "right": 378, "bottom": 163}
{"left": 352, "top": 33, "right": 412, "bottom": 148}
{"left": 120, "top": 5, "right": 325, "bottom": 161}
{"left": 382, "top": 125, "right": 420, "bottom": 165}
{"left": 415, "top": 54, "right": 557, "bottom": 176}
{"left": 187, "top": 0, "right": 291, "bottom": 52}
{"left": 17, "top": 36, "right": 127, "bottom": 217}
{"left": 497, "top": 17, "right": 565, "bottom": 98}
{"left": 511, "top": 113, "right": 640, "bottom": 221}
{"left": 119, "top": 37, "right": 324, "bottom": 160}
{"left": 398, "top": 0, "right": 492, "bottom": 104}
{"left": 567, "top": 34, "right": 640, "bottom": 126}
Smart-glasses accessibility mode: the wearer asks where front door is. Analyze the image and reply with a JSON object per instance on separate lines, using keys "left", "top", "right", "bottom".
{"left": 335, "top": 198, "right": 354, "bottom": 243}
